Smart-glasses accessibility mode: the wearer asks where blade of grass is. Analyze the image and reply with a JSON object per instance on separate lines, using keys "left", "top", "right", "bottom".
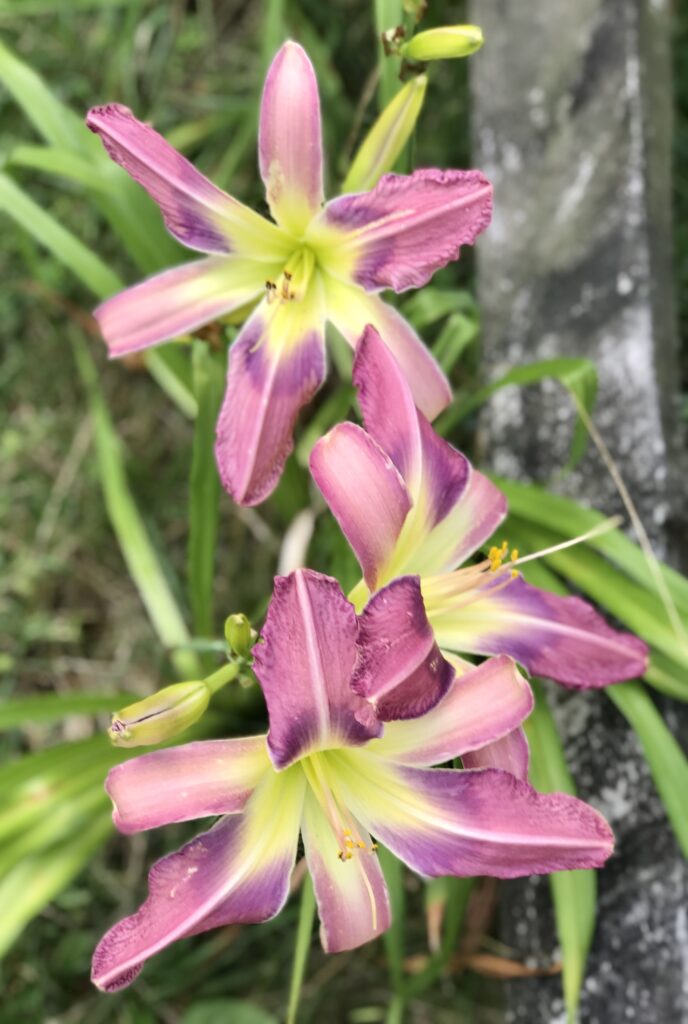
{"left": 188, "top": 341, "right": 224, "bottom": 639}
{"left": 525, "top": 681, "right": 597, "bottom": 1024}
{"left": 73, "top": 336, "right": 200, "bottom": 679}
{"left": 378, "top": 844, "right": 406, "bottom": 1011}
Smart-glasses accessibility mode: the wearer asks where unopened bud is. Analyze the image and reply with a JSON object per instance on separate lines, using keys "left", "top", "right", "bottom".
{"left": 342, "top": 74, "right": 428, "bottom": 194}
{"left": 401, "top": 25, "right": 484, "bottom": 62}
{"left": 224, "top": 613, "right": 256, "bottom": 660}
{"left": 109, "top": 681, "right": 210, "bottom": 748}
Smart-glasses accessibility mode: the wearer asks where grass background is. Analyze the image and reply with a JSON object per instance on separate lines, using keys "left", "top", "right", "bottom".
{"left": 0, "top": 1, "right": 685, "bottom": 1021}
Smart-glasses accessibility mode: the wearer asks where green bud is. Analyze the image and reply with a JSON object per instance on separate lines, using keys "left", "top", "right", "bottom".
{"left": 224, "top": 613, "right": 256, "bottom": 659}
{"left": 401, "top": 25, "right": 484, "bottom": 62}
{"left": 109, "top": 681, "right": 210, "bottom": 748}
{"left": 342, "top": 74, "right": 428, "bottom": 194}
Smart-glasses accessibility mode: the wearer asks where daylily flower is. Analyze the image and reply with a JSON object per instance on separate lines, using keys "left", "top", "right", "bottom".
{"left": 86, "top": 42, "right": 492, "bottom": 505}
{"left": 92, "top": 569, "right": 613, "bottom": 991}
{"left": 310, "top": 326, "right": 649, "bottom": 696}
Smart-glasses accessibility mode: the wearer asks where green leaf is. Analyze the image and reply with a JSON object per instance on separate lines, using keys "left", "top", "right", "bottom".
{"left": 525, "top": 681, "right": 597, "bottom": 1023}
{"left": 0, "top": 172, "right": 122, "bottom": 298}
{"left": 378, "top": 845, "right": 406, "bottom": 994}
{"left": 494, "top": 476, "right": 688, "bottom": 617}
{"left": 431, "top": 312, "right": 478, "bottom": 373}
{"left": 607, "top": 683, "right": 688, "bottom": 858}
{"left": 188, "top": 342, "right": 224, "bottom": 638}
{"left": 401, "top": 287, "right": 477, "bottom": 330}
{"left": 8, "top": 143, "right": 117, "bottom": 193}
{"left": 439, "top": 358, "right": 598, "bottom": 468}
{"left": 73, "top": 337, "right": 200, "bottom": 679}
{"left": 0, "top": 692, "right": 135, "bottom": 729}
{"left": 182, "top": 1002, "right": 277, "bottom": 1024}
{"left": 0, "top": 812, "right": 112, "bottom": 958}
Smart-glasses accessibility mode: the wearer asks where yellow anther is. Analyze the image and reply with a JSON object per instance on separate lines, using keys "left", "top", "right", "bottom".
{"left": 344, "top": 839, "right": 354, "bottom": 849}
{"left": 370, "top": 843, "right": 379, "bottom": 853}
{"left": 343, "top": 828, "right": 352, "bottom": 835}
{"left": 356, "top": 840, "right": 367, "bottom": 849}
{"left": 501, "top": 540, "right": 508, "bottom": 554}
{"left": 511, "top": 569, "right": 519, "bottom": 578}
{"left": 511, "top": 548, "right": 519, "bottom": 562}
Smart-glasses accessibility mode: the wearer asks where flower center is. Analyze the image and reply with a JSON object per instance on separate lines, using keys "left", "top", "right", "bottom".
{"left": 301, "top": 752, "right": 378, "bottom": 862}
{"left": 421, "top": 538, "right": 519, "bottom": 617}
{"left": 265, "top": 245, "right": 316, "bottom": 305}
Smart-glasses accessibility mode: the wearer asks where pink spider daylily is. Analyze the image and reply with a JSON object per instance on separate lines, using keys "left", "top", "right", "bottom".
{"left": 92, "top": 569, "right": 613, "bottom": 992}
{"left": 86, "top": 42, "right": 492, "bottom": 506}
{"left": 309, "top": 326, "right": 648, "bottom": 707}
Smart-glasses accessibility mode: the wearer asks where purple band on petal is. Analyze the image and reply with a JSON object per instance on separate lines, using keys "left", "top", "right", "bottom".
{"left": 215, "top": 298, "right": 326, "bottom": 506}
{"left": 310, "top": 422, "right": 411, "bottom": 590}
{"left": 462, "top": 727, "right": 530, "bottom": 782}
{"left": 338, "top": 754, "right": 614, "bottom": 880}
{"left": 322, "top": 168, "right": 492, "bottom": 292}
{"left": 353, "top": 325, "right": 469, "bottom": 526}
{"left": 92, "top": 769, "right": 303, "bottom": 992}
{"left": 352, "top": 576, "right": 454, "bottom": 721}
{"left": 253, "top": 570, "right": 381, "bottom": 769}
{"left": 440, "top": 575, "right": 649, "bottom": 689}
{"left": 87, "top": 104, "right": 236, "bottom": 253}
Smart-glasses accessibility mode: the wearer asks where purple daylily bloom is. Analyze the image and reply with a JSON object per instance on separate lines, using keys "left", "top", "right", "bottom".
{"left": 86, "top": 42, "right": 493, "bottom": 506}
{"left": 92, "top": 569, "right": 613, "bottom": 992}
{"left": 309, "top": 326, "right": 649, "bottom": 692}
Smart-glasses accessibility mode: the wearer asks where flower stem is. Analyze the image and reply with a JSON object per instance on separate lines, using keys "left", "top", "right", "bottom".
{"left": 286, "top": 873, "right": 316, "bottom": 1024}
{"left": 204, "top": 659, "right": 241, "bottom": 695}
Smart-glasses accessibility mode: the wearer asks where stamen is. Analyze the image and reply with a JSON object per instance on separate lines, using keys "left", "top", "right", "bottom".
{"left": 511, "top": 516, "right": 623, "bottom": 567}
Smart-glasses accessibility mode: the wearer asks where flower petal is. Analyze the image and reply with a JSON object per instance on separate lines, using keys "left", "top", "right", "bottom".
{"left": 95, "top": 257, "right": 271, "bottom": 357}
{"left": 315, "top": 168, "right": 492, "bottom": 292}
{"left": 253, "top": 570, "right": 381, "bottom": 770}
{"left": 259, "top": 42, "right": 324, "bottom": 235}
{"left": 351, "top": 576, "right": 454, "bottom": 721}
{"left": 301, "top": 789, "right": 390, "bottom": 952}
{"left": 324, "top": 275, "right": 450, "bottom": 420}
{"left": 461, "top": 728, "right": 530, "bottom": 782}
{"left": 87, "top": 103, "right": 291, "bottom": 259}
{"left": 333, "top": 751, "right": 614, "bottom": 878}
{"left": 309, "top": 422, "right": 411, "bottom": 591}
{"left": 215, "top": 282, "right": 326, "bottom": 506}
{"left": 105, "top": 737, "right": 270, "bottom": 834}
{"left": 92, "top": 766, "right": 304, "bottom": 992}
{"left": 367, "top": 655, "right": 533, "bottom": 766}
{"left": 429, "top": 575, "right": 649, "bottom": 689}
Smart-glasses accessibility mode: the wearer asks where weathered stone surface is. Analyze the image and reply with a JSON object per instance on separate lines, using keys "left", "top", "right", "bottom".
{"left": 468, "top": 1, "right": 687, "bottom": 1021}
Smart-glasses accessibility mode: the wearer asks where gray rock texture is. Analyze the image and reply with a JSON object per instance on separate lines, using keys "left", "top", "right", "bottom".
{"left": 468, "top": 0, "right": 687, "bottom": 1021}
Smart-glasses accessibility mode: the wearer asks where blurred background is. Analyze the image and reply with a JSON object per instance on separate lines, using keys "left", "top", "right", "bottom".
{"left": 0, "top": 1, "right": 686, "bottom": 1022}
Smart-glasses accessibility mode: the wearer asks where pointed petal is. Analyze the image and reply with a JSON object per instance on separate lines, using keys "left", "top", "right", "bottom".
{"left": 253, "top": 570, "right": 381, "bottom": 770}
{"left": 315, "top": 168, "right": 492, "bottom": 292}
{"left": 462, "top": 728, "right": 530, "bottom": 782}
{"left": 324, "top": 276, "right": 450, "bottom": 420}
{"left": 301, "top": 789, "right": 390, "bottom": 952}
{"left": 309, "top": 423, "right": 411, "bottom": 590}
{"left": 430, "top": 575, "right": 649, "bottom": 689}
{"left": 334, "top": 752, "right": 614, "bottom": 878}
{"left": 367, "top": 655, "right": 533, "bottom": 766}
{"left": 87, "top": 103, "right": 291, "bottom": 258}
{"left": 92, "top": 766, "right": 304, "bottom": 992}
{"left": 105, "top": 737, "right": 270, "bottom": 834}
{"left": 259, "top": 42, "right": 324, "bottom": 235}
{"left": 215, "top": 283, "right": 326, "bottom": 506}
{"left": 95, "top": 257, "right": 270, "bottom": 357}
{"left": 351, "top": 576, "right": 454, "bottom": 721}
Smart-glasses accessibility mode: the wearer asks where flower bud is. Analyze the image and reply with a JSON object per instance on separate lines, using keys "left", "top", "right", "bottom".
{"left": 401, "top": 25, "right": 484, "bottom": 62}
{"left": 342, "top": 74, "right": 428, "bottom": 194}
{"left": 224, "top": 613, "right": 256, "bottom": 659}
{"left": 109, "top": 681, "right": 210, "bottom": 748}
